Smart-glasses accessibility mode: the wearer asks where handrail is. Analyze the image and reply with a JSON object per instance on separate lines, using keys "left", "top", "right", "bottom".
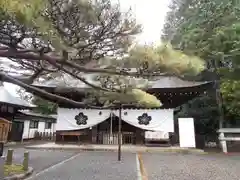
{"left": 219, "top": 137, "right": 240, "bottom": 141}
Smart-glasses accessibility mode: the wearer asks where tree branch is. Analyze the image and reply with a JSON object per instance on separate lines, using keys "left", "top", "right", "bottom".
{"left": 0, "top": 47, "right": 172, "bottom": 78}
{"left": 28, "top": 69, "right": 43, "bottom": 83}
{"left": 0, "top": 72, "right": 119, "bottom": 109}
{"left": 60, "top": 66, "right": 117, "bottom": 92}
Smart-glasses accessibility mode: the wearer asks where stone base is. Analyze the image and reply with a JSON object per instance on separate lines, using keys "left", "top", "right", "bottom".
{"left": 25, "top": 142, "right": 205, "bottom": 154}
{"left": 4, "top": 167, "right": 33, "bottom": 180}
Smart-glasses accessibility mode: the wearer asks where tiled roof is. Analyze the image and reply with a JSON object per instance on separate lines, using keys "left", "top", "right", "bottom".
{"left": 33, "top": 73, "right": 211, "bottom": 89}
{"left": 149, "top": 76, "right": 210, "bottom": 89}
{"left": 0, "top": 85, "right": 35, "bottom": 108}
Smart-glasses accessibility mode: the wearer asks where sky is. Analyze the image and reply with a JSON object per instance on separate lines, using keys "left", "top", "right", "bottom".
{"left": 119, "top": 0, "right": 170, "bottom": 45}
{"left": 4, "top": 0, "right": 170, "bottom": 97}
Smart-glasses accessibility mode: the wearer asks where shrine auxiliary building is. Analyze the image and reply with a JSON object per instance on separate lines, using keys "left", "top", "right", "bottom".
{"left": 0, "top": 83, "right": 56, "bottom": 143}
{"left": 0, "top": 83, "right": 34, "bottom": 142}
{"left": 33, "top": 75, "right": 213, "bottom": 146}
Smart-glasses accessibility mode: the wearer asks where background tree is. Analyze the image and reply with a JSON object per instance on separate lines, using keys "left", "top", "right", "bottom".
{"left": 17, "top": 88, "right": 57, "bottom": 114}
{"left": 162, "top": 0, "right": 240, "bottom": 128}
{"left": 31, "top": 96, "right": 57, "bottom": 114}
{"left": 0, "top": 0, "right": 205, "bottom": 109}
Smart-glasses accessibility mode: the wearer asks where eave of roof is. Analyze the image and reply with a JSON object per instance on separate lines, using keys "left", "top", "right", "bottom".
{"left": 149, "top": 76, "right": 212, "bottom": 89}
{"left": 32, "top": 74, "right": 213, "bottom": 91}
{"left": 16, "top": 110, "right": 57, "bottom": 122}
{"left": 0, "top": 85, "right": 35, "bottom": 108}
{"left": 19, "top": 110, "right": 56, "bottom": 119}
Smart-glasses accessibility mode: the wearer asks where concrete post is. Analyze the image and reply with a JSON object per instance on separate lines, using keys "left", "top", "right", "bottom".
{"left": 6, "top": 149, "right": 13, "bottom": 165}
{"left": 219, "top": 132, "right": 228, "bottom": 153}
{"left": 23, "top": 151, "right": 29, "bottom": 171}
{"left": 0, "top": 156, "right": 4, "bottom": 179}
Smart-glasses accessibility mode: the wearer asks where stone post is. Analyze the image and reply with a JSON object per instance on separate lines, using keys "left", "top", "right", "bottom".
{"left": 6, "top": 149, "right": 13, "bottom": 165}
{"left": 23, "top": 151, "right": 29, "bottom": 171}
{"left": 219, "top": 132, "right": 228, "bottom": 153}
{"left": 0, "top": 156, "right": 4, "bottom": 179}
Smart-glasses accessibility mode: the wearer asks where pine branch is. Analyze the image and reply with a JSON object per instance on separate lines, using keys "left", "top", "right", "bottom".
{"left": 0, "top": 71, "right": 113, "bottom": 109}
{"left": 0, "top": 47, "right": 172, "bottom": 77}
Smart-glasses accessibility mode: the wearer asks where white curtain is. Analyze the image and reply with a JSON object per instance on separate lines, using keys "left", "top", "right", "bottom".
{"left": 56, "top": 108, "right": 174, "bottom": 132}
{"left": 113, "top": 109, "right": 174, "bottom": 132}
{"left": 56, "top": 108, "right": 111, "bottom": 131}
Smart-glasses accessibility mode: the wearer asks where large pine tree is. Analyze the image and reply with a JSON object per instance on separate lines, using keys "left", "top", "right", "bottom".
{"left": 0, "top": 0, "right": 205, "bottom": 108}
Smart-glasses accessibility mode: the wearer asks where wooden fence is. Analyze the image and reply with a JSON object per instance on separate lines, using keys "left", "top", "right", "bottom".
{"left": 96, "top": 132, "right": 135, "bottom": 145}
{"left": 34, "top": 131, "right": 56, "bottom": 141}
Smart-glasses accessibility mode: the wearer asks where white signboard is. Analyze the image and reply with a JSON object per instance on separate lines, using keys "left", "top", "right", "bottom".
{"left": 145, "top": 131, "right": 169, "bottom": 140}
{"left": 178, "top": 118, "right": 196, "bottom": 148}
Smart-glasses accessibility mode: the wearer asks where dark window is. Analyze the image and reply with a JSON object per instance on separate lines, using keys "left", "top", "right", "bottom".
{"left": 45, "top": 122, "right": 52, "bottom": 129}
{"left": 29, "top": 121, "right": 39, "bottom": 129}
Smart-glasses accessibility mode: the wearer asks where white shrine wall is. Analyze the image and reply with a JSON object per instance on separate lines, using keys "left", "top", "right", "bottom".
{"left": 21, "top": 120, "right": 56, "bottom": 140}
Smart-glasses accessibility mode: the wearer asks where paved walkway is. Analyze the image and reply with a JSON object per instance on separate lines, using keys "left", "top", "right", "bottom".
{"left": 25, "top": 142, "right": 204, "bottom": 154}
{"left": 3, "top": 146, "right": 240, "bottom": 180}
{"left": 26, "top": 152, "right": 138, "bottom": 180}
{"left": 3, "top": 147, "right": 78, "bottom": 178}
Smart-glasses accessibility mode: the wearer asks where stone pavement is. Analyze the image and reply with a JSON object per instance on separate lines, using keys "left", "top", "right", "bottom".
{"left": 3, "top": 147, "right": 140, "bottom": 180}
{"left": 26, "top": 152, "right": 138, "bottom": 180}
{"left": 25, "top": 142, "right": 205, "bottom": 154}
{"left": 4, "top": 141, "right": 44, "bottom": 148}
{"left": 3, "top": 147, "right": 78, "bottom": 177}
{"left": 2, "top": 146, "right": 240, "bottom": 180}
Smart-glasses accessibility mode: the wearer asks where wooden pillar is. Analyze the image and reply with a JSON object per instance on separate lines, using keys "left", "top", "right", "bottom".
{"left": 28, "top": 121, "right": 31, "bottom": 139}
{"left": 135, "top": 129, "right": 143, "bottom": 145}
{"left": 88, "top": 128, "right": 92, "bottom": 143}
{"left": 118, "top": 105, "right": 122, "bottom": 161}
{"left": 91, "top": 126, "right": 97, "bottom": 144}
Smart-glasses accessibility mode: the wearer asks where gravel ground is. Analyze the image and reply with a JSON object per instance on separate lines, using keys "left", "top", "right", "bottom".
{"left": 28, "top": 151, "right": 138, "bottom": 180}
{"left": 142, "top": 153, "right": 240, "bottom": 180}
